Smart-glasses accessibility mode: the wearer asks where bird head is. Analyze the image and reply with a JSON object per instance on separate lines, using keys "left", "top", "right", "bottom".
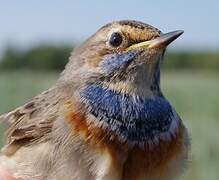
{"left": 61, "top": 20, "right": 183, "bottom": 97}
{"left": 60, "top": 20, "right": 184, "bottom": 146}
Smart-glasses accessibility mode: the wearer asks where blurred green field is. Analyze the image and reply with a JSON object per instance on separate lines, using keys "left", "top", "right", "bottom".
{"left": 0, "top": 70, "right": 219, "bottom": 180}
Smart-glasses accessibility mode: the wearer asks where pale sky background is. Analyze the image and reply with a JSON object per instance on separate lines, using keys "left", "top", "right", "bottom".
{"left": 0, "top": 0, "right": 219, "bottom": 54}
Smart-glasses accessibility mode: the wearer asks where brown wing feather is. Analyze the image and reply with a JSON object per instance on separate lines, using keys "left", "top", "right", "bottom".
{"left": 0, "top": 87, "right": 67, "bottom": 156}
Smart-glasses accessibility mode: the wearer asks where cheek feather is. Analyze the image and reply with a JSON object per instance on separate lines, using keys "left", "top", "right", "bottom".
{"left": 100, "top": 50, "right": 139, "bottom": 74}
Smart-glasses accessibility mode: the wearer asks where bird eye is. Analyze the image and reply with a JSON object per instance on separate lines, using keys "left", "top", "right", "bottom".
{"left": 109, "top": 32, "right": 123, "bottom": 47}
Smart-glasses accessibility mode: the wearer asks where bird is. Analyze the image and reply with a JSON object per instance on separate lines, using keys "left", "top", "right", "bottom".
{"left": 0, "top": 20, "right": 189, "bottom": 180}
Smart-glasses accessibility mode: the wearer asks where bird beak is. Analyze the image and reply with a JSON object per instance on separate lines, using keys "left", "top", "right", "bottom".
{"left": 127, "top": 30, "right": 184, "bottom": 51}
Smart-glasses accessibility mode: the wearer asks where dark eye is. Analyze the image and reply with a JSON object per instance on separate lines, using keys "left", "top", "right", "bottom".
{"left": 109, "top": 32, "right": 123, "bottom": 47}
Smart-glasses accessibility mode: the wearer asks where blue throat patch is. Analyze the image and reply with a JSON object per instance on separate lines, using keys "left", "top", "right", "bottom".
{"left": 81, "top": 84, "right": 174, "bottom": 144}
